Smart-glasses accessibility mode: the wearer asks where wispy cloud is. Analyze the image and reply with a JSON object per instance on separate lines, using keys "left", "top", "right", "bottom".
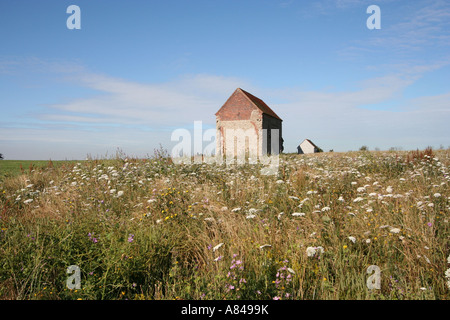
{"left": 339, "top": 0, "right": 450, "bottom": 60}
{"left": 40, "top": 72, "right": 251, "bottom": 128}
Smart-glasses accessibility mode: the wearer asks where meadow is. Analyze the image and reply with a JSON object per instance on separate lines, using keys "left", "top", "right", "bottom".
{"left": 0, "top": 148, "right": 449, "bottom": 300}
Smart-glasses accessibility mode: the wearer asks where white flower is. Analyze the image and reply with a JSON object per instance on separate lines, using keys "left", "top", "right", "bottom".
{"left": 292, "top": 212, "right": 305, "bottom": 217}
{"left": 212, "top": 243, "right": 224, "bottom": 252}
{"left": 23, "top": 199, "right": 33, "bottom": 204}
{"left": 71, "top": 182, "right": 77, "bottom": 187}
{"left": 389, "top": 228, "right": 401, "bottom": 234}
{"left": 447, "top": 254, "right": 450, "bottom": 264}
{"left": 433, "top": 193, "right": 441, "bottom": 198}
{"left": 444, "top": 268, "right": 450, "bottom": 278}
{"left": 357, "top": 187, "right": 366, "bottom": 193}
{"left": 276, "top": 180, "right": 284, "bottom": 184}
{"left": 321, "top": 206, "right": 330, "bottom": 212}
{"left": 117, "top": 190, "right": 124, "bottom": 197}
{"left": 306, "top": 247, "right": 316, "bottom": 257}
{"left": 26, "top": 184, "right": 34, "bottom": 188}
{"left": 306, "top": 246, "right": 324, "bottom": 257}
{"left": 386, "top": 186, "right": 393, "bottom": 194}
{"left": 246, "top": 214, "right": 256, "bottom": 219}
{"left": 365, "top": 239, "right": 371, "bottom": 244}
{"left": 259, "top": 244, "right": 272, "bottom": 249}
{"left": 348, "top": 236, "right": 356, "bottom": 243}
{"left": 231, "top": 207, "right": 241, "bottom": 212}
{"left": 287, "top": 268, "right": 296, "bottom": 274}
{"left": 110, "top": 189, "right": 116, "bottom": 194}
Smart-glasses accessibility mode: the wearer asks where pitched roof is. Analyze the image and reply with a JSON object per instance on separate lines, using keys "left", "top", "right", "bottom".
{"left": 301, "top": 139, "right": 320, "bottom": 149}
{"left": 216, "top": 88, "right": 282, "bottom": 121}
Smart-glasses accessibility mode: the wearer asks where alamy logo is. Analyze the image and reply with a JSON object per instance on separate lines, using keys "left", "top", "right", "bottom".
{"left": 367, "top": 5, "right": 381, "bottom": 30}
{"left": 66, "top": 5, "right": 81, "bottom": 30}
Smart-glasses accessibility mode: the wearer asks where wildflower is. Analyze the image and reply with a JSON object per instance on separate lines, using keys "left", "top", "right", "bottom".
{"left": 117, "top": 191, "right": 124, "bottom": 197}
{"left": 259, "top": 244, "right": 272, "bottom": 249}
{"left": 292, "top": 212, "right": 305, "bottom": 217}
{"left": 23, "top": 199, "right": 33, "bottom": 204}
{"left": 214, "top": 256, "right": 223, "bottom": 262}
{"left": 128, "top": 234, "right": 134, "bottom": 243}
{"left": 445, "top": 269, "right": 450, "bottom": 278}
{"left": 213, "top": 243, "right": 224, "bottom": 252}
{"left": 306, "top": 246, "right": 324, "bottom": 257}
{"left": 348, "top": 236, "right": 356, "bottom": 243}
{"left": 386, "top": 186, "right": 393, "bottom": 194}
{"left": 433, "top": 193, "right": 441, "bottom": 198}
{"left": 389, "top": 228, "right": 401, "bottom": 234}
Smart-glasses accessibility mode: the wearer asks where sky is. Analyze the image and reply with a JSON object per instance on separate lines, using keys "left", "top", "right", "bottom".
{"left": 0, "top": 0, "right": 449, "bottom": 160}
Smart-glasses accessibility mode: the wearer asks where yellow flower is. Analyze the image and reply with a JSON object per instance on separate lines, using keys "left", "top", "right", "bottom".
{"left": 343, "top": 245, "right": 348, "bottom": 249}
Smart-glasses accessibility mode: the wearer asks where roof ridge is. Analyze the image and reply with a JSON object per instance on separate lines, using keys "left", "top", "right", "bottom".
{"left": 238, "top": 88, "right": 282, "bottom": 121}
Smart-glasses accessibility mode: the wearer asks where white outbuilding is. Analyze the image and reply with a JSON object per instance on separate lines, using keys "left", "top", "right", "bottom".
{"left": 297, "top": 139, "right": 321, "bottom": 154}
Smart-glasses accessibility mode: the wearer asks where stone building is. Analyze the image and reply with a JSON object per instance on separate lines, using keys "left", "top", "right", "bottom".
{"left": 215, "top": 88, "right": 283, "bottom": 160}
{"left": 297, "top": 139, "right": 321, "bottom": 154}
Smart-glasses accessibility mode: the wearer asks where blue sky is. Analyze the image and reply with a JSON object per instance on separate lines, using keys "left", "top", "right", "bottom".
{"left": 0, "top": 0, "right": 449, "bottom": 160}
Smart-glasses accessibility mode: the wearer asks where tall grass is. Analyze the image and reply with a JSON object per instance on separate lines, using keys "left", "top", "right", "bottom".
{"left": 0, "top": 149, "right": 449, "bottom": 300}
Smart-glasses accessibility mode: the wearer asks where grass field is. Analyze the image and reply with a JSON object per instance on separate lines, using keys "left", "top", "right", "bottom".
{"left": 0, "top": 160, "right": 80, "bottom": 181}
{"left": 0, "top": 148, "right": 449, "bottom": 300}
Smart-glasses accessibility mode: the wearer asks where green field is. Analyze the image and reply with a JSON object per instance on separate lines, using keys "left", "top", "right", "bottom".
{"left": 0, "top": 160, "right": 81, "bottom": 180}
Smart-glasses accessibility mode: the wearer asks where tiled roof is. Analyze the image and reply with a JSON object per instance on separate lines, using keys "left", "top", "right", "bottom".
{"left": 238, "top": 88, "right": 282, "bottom": 121}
